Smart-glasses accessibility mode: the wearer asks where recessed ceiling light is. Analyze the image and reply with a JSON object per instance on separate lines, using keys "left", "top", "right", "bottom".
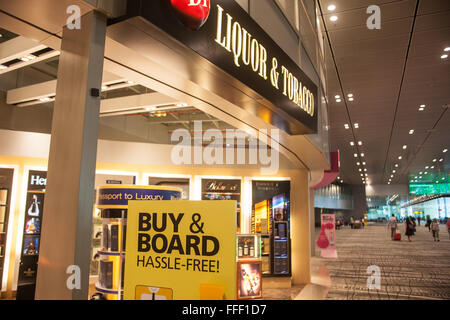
{"left": 335, "top": 95, "right": 341, "bottom": 99}
{"left": 336, "top": 99, "right": 342, "bottom": 103}
{"left": 361, "top": 153, "right": 365, "bottom": 157}
{"left": 439, "top": 158, "right": 443, "bottom": 162}
{"left": 101, "top": 85, "right": 108, "bottom": 91}
{"left": 344, "top": 124, "right": 349, "bottom": 129}
{"left": 403, "top": 145, "right": 407, "bottom": 150}
{"left": 354, "top": 123, "right": 359, "bottom": 128}
{"left": 391, "top": 175, "right": 394, "bottom": 178}
{"left": 347, "top": 94, "right": 353, "bottom": 98}
{"left": 443, "top": 149, "right": 448, "bottom": 153}
{"left": 398, "top": 156, "right": 402, "bottom": 160}
{"left": 445, "top": 47, "right": 450, "bottom": 52}
{"left": 425, "top": 166, "right": 429, "bottom": 169}
{"left": 127, "top": 80, "right": 135, "bottom": 84}
{"left": 330, "top": 15, "right": 338, "bottom": 22}
{"left": 419, "top": 108, "right": 424, "bottom": 111}
{"left": 354, "top": 153, "right": 358, "bottom": 158}
{"left": 409, "top": 130, "right": 414, "bottom": 134}
{"left": 350, "top": 142, "right": 355, "bottom": 146}
{"left": 395, "top": 164, "right": 399, "bottom": 167}
{"left": 360, "top": 174, "right": 364, "bottom": 177}
{"left": 442, "top": 177, "right": 445, "bottom": 180}
{"left": 348, "top": 97, "right": 354, "bottom": 101}
{"left": 388, "top": 182, "right": 391, "bottom": 185}
{"left": 340, "top": 180, "right": 344, "bottom": 183}
{"left": 441, "top": 54, "right": 448, "bottom": 59}
{"left": 358, "top": 141, "right": 362, "bottom": 146}
{"left": 433, "top": 159, "right": 437, "bottom": 162}
{"left": 357, "top": 162, "right": 360, "bottom": 166}
{"left": 364, "top": 169, "right": 367, "bottom": 172}
{"left": 419, "top": 172, "right": 423, "bottom": 174}
{"left": 328, "top": 4, "right": 336, "bottom": 11}
{"left": 359, "top": 168, "right": 362, "bottom": 172}
{"left": 362, "top": 162, "right": 366, "bottom": 165}
{"left": 431, "top": 166, "right": 434, "bottom": 169}
{"left": 393, "top": 170, "right": 396, "bottom": 173}
{"left": 0, "top": 65, "right": 7, "bottom": 70}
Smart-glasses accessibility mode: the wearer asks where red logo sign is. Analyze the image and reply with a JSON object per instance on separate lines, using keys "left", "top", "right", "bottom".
{"left": 170, "top": 0, "right": 211, "bottom": 31}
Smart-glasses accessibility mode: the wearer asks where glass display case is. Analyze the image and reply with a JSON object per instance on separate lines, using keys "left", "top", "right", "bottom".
{"left": 251, "top": 180, "right": 291, "bottom": 277}
{"left": 91, "top": 185, "right": 182, "bottom": 300}
{"left": 236, "top": 234, "right": 261, "bottom": 260}
{"left": 236, "top": 234, "right": 262, "bottom": 300}
{"left": 95, "top": 209, "right": 126, "bottom": 300}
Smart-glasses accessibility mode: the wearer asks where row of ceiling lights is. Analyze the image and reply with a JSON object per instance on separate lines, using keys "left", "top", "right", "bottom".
{"left": 388, "top": 101, "right": 447, "bottom": 184}
{"left": 411, "top": 149, "right": 447, "bottom": 183}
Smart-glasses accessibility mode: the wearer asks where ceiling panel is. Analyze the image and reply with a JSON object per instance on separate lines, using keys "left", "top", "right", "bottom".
{"left": 319, "top": 0, "right": 450, "bottom": 186}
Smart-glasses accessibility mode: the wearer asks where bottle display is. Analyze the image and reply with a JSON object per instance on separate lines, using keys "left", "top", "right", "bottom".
{"left": 92, "top": 185, "right": 182, "bottom": 300}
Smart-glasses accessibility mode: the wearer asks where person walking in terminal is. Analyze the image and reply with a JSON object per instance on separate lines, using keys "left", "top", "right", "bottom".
{"left": 417, "top": 216, "right": 421, "bottom": 226}
{"left": 430, "top": 219, "right": 440, "bottom": 242}
{"left": 447, "top": 219, "right": 450, "bottom": 240}
{"left": 350, "top": 216, "right": 354, "bottom": 229}
{"left": 405, "top": 217, "right": 415, "bottom": 242}
{"left": 426, "top": 216, "right": 432, "bottom": 232}
{"left": 387, "top": 214, "right": 398, "bottom": 240}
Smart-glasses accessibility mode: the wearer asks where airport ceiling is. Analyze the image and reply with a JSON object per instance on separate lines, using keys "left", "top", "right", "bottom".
{"left": 318, "top": 0, "right": 450, "bottom": 186}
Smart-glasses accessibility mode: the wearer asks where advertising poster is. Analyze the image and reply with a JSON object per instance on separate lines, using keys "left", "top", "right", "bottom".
{"left": 237, "top": 260, "right": 262, "bottom": 299}
{"left": 124, "top": 200, "right": 237, "bottom": 300}
{"left": 319, "top": 214, "right": 338, "bottom": 259}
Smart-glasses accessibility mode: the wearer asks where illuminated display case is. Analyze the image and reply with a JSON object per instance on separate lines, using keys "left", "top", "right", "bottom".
{"left": 95, "top": 209, "right": 126, "bottom": 300}
{"left": 236, "top": 234, "right": 261, "bottom": 260}
{"left": 236, "top": 234, "right": 262, "bottom": 300}
{"left": 251, "top": 180, "right": 291, "bottom": 277}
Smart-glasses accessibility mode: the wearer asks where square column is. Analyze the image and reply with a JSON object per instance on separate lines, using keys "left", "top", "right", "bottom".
{"left": 35, "top": 11, "right": 107, "bottom": 300}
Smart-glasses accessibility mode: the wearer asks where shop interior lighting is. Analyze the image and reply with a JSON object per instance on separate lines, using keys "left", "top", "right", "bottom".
{"left": 0, "top": 65, "right": 7, "bottom": 70}
{"left": 330, "top": 15, "right": 338, "bottom": 22}
{"left": 328, "top": 4, "right": 336, "bottom": 11}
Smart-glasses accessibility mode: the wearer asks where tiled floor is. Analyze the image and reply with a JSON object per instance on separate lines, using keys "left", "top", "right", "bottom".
{"left": 313, "top": 223, "right": 450, "bottom": 300}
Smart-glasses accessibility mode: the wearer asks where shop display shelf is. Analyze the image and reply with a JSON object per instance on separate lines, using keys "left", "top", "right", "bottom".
{"left": 95, "top": 283, "right": 122, "bottom": 295}
{"left": 97, "top": 250, "right": 124, "bottom": 257}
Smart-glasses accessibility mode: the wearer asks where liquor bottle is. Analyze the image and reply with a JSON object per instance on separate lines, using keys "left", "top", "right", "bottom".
{"left": 249, "top": 241, "right": 255, "bottom": 257}
{"left": 243, "top": 240, "right": 249, "bottom": 256}
{"left": 238, "top": 242, "right": 243, "bottom": 257}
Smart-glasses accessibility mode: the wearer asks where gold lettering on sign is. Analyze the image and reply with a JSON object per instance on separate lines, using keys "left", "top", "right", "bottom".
{"left": 215, "top": 4, "right": 315, "bottom": 118}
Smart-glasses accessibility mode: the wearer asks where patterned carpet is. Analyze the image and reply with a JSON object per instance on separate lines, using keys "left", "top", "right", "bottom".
{"left": 315, "top": 223, "right": 450, "bottom": 300}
